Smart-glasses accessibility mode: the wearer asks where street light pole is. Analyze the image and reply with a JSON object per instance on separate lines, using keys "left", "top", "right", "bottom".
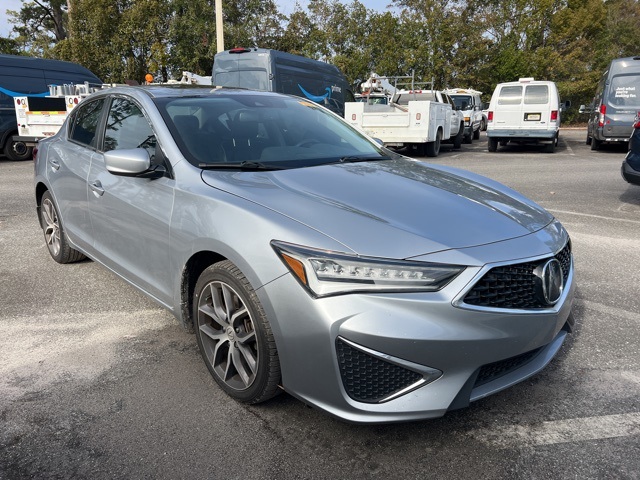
{"left": 215, "top": 0, "right": 224, "bottom": 53}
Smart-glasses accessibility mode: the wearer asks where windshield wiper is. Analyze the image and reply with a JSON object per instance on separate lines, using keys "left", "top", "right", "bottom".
{"left": 338, "top": 155, "right": 391, "bottom": 163}
{"left": 198, "top": 161, "right": 285, "bottom": 171}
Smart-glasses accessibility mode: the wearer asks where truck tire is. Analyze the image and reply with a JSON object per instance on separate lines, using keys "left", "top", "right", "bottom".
{"left": 3, "top": 137, "right": 33, "bottom": 161}
{"left": 473, "top": 127, "right": 480, "bottom": 140}
{"left": 453, "top": 124, "right": 464, "bottom": 149}
{"left": 425, "top": 130, "right": 442, "bottom": 157}
{"left": 488, "top": 137, "right": 498, "bottom": 152}
{"left": 464, "top": 131, "right": 473, "bottom": 144}
{"left": 544, "top": 141, "right": 556, "bottom": 153}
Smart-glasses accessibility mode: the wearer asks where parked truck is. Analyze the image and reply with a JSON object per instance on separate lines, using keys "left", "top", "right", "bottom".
{"left": 345, "top": 74, "right": 464, "bottom": 157}
{"left": 13, "top": 71, "right": 209, "bottom": 149}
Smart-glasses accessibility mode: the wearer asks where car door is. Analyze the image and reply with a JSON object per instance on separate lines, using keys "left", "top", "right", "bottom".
{"left": 47, "top": 97, "right": 106, "bottom": 252}
{"left": 87, "top": 95, "right": 175, "bottom": 304}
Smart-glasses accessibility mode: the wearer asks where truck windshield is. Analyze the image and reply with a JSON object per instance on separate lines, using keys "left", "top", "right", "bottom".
{"left": 155, "top": 93, "right": 391, "bottom": 169}
{"left": 608, "top": 74, "right": 640, "bottom": 108}
{"left": 450, "top": 95, "right": 472, "bottom": 110}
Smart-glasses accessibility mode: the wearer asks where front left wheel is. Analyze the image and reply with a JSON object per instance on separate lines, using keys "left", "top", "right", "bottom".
{"left": 194, "top": 260, "right": 281, "bottom": 404}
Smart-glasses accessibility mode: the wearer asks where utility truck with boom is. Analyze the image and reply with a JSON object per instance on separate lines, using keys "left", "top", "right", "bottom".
{"left": 345, "top": 74, "right": 464, "bottom": 157}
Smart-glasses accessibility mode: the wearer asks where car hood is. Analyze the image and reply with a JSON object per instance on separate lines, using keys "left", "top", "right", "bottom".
{"left": 201, "top": 158, "right": 553, "bottom": 259}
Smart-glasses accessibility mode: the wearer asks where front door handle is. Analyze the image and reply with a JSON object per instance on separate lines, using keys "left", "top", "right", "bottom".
{"left": 89, "top": 180, "right": 104, "bottom": 197}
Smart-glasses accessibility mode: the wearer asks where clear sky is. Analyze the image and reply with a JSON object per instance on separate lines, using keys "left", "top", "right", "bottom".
{"left": 1, "top": 0, "right": 394, "bottom": 39}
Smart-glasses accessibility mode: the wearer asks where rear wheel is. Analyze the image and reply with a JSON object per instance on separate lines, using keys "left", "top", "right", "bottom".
{"left": 591, "top": 136, "right": 601, "bottom": 151}
{"left": 194, "top": 260, "right": 281, "bottom": 404}
{"left": 488, "top": 137, "right": 498, "bottom": 152}
{"left": 544, "top": 141, "right": 556, "bottom": 153}
{"left": 40, "top": 191, "right": 86, "bottom": 263}
{"left": 3, "top": 138, "right": 33, "bottom": 161}
{"left": 425, "top": 130, "right": 442, "bottom": 157}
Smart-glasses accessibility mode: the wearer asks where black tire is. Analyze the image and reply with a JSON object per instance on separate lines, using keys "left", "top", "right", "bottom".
{"left": 3, "top": 138, "right": 33, "bottom": 161}
{"left": 40, "top": 191, "right": 86, "bottom": 263}
{"left": 194, "top": 260, "right": 281, "bottom": 404}
{"left": 586, "top": 133, "right": 592, "bottom": 145}
{"left": 488, "top": 137, "right": 498, "bottom": 152}
{"left": 591, "top": 136, "right": 601, "bottom": 151}
{"left": 414, "top": 142, "right": 426, "bottom": 157}
{"left": 464, "top": 131, "right": 473, "bottom": 144}
{"left": 473, "top": 127, "right": 481, "bottom": 140}
{"left": 480, "top": 118, "right": 487, "bottom": 131}
{"left": 425, "top": 129, "right": 442, "bottom": 157}
{"left": 544, "top": 141, "right": 556, "bottom": 153}
{"left": 453, "top": 123, "right": 464, "bottom": 149}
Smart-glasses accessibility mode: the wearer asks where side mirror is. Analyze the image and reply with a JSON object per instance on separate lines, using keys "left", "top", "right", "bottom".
{"left": 104, "top": 148, "right": 165, "bottom": 179}
{"left": 578, "top": 104, "right": 591, "bottom": 114}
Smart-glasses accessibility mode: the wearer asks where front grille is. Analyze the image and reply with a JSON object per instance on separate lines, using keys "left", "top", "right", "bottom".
{"left": 336, "top": 338, "right": 422, "bottom": 403}
{"left": 474, "top": 347, "right": 543, "bottom": 387}
{"left": 463, "top": 241, "right": 571, "bottom": 309}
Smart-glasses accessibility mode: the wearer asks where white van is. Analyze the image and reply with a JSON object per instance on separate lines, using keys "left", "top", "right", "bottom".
{"left": 486, "top": 78, "right": 568, "bottom": 153}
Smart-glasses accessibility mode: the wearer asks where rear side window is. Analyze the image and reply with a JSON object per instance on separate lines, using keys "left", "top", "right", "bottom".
{"left": 524, "top": 85, "right": 549, "bottom": 104}
{"left": 394, "top": 92, "right": 437, "bottom": 105}
{"left": 497, "top": 86, "right": 522, "bottom": 105}
{"left": 69, "top": 98, "right": 105, "bottom": 147}
{"left": 608, "top": 74, "right": 640, "bottom": 108}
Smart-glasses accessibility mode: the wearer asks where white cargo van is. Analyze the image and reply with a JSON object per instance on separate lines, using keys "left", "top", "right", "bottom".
{"left": 486, "top": 78, "right": 568, "bottom": 153}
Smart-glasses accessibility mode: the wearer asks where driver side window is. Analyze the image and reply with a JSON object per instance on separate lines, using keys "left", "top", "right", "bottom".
{"left": 104, "top": 97, "right": 156, "bottom": 160}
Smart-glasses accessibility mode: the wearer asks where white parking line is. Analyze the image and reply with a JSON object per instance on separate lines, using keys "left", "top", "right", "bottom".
{"left": 547, "top": 209, "right": 640, "bottom": 225}
{"left": 563, "top": 139, "right": 575, "bottom": 155}
{"left": 468, "top": 412, "right": 640, "bottom": 448}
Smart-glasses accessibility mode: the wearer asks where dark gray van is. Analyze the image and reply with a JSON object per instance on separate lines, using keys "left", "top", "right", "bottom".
{"left": 212, "top": 48, "right": 355, "bottom": 116}
{"left": 0, "top": 54, "right": 101, "bottom": 160}
{"left": 581, "top": 57, "right": 640, "bottom": 150}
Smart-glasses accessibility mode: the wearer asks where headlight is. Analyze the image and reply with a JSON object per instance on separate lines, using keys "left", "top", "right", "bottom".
{"left": 272, "top": 241, "right": 465, "bottom": 297}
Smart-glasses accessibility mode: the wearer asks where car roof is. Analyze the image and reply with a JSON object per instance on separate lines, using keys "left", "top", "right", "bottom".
{"left": 93, "top": 84, "right": 288, "bottom": 100}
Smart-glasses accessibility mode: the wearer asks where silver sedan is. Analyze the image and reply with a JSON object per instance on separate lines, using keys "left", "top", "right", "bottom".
{"left": 34, "top": 86, "right": 575, "bottom": 423}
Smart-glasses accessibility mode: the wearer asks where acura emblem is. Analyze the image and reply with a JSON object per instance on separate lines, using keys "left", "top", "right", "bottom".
{"left": 534, "top": 259, "right": 564, "bottom": 306}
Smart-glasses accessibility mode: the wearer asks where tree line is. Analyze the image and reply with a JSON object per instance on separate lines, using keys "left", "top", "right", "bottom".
{"left": 2, "top": 0, "right": 638, "bottom": 122}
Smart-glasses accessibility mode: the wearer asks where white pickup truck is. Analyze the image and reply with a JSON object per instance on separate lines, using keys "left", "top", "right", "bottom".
{"left": 345, "top": 89, "right": 464, "bottom": 157}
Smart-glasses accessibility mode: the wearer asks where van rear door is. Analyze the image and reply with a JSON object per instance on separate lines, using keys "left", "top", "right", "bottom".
{"left": 606, "top": 73, "right": 640, "bottom": 139}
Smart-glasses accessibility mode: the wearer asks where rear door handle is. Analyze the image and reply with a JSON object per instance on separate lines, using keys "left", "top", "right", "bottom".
{"left": 89, "top": 180, "right": 104, "bottom": 196}
{"left": 49, "top": 158, "right": 60, "bottom": 170}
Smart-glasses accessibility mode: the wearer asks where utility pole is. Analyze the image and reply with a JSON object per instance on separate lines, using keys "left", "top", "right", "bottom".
{"left": 215, "top": 0, "right": 224, "bottom": 53}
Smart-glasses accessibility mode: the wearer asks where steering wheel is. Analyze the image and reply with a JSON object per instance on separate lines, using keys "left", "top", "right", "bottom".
{"left": 295, "top": 139, "right": 320, "bottom": 148}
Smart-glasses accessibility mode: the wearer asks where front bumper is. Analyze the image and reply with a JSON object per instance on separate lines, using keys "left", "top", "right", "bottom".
{"left": 622, "top": 159, "right": 640, "bottom": 185}
{"left": 259, "top": 226, "right": 575, "bottom": 423}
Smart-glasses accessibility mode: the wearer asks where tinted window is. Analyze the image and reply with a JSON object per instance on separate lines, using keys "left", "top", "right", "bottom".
{"left": 215, "top": 70, "right": 269, "bottom": 90}
{"left": 608, "top": 74, "right": 640, "bottom": 108}
{"left": 69, "top": 98, "right": 105, "bottom": 147}
{"left": 394, "top": 92, "right": 437, "bottom": 105}
{"left": 498, "top": 86, "right": 522, "bottom": 105}
{"left": 451, "top": 95, "right": 472, "bottom": 109}
{"left": 524, "top": 85, "right": 549, "bottom": 104}
{"left": 104, "top": 97, "right": 156, "bottom": 158}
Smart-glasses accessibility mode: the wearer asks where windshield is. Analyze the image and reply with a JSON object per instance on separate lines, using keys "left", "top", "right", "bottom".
{"left": 155, "top": 93, "right": 390, "bottom": 168}
{"left": 450, "top": 95, "right": 473, "bottom": 110}
{"left": 608, "top": 74, "right": 640, "bottom": 109}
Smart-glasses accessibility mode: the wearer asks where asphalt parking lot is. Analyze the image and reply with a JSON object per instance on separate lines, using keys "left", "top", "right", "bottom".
{"left": 1, "top": 128, "right": 639, "bottom": 479}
